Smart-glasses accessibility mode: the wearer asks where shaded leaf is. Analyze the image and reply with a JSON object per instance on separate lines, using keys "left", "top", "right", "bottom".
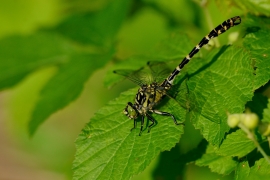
{"left": 29, "top": 51, "right": 113, "bottom": 136}
{"left": 25, "top": 0, "right": 131, "bottom": 135}
{"left": 0, "top": 32, "right": 74, "bottom": 90}
{"left": 54, "top": 0, "right": 131, "bottom": 46}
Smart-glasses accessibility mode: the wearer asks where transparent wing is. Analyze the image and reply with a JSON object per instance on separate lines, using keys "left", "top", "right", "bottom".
{"left": 113, "top": 68, "right": 153, "bottom": 86}
{"left": 147, "top": 60, "right": 175, "bottom": 83}
{"left": 114, "top": 59, "right": 177, "bottom": 87}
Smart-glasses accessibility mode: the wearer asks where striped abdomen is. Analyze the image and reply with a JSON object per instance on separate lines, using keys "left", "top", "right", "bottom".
{"left": 161, "top": 16, "right": 241, "bottom": 86}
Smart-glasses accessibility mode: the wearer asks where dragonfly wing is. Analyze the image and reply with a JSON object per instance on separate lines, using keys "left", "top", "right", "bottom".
{"left": 113, "top": 68, "right": 146, "bottom": 86}
{"left": 147, "top": 61, "right": 173, "bottom": 83}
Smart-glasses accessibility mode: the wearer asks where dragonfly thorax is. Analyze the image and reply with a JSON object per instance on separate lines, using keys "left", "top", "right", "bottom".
{"left": 123, "top": 82, "right": 171, "bottom": 119}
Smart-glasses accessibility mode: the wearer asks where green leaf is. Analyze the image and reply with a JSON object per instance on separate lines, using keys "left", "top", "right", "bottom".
{"left": 235, "top": 159, "right": 270, "bottom": 180}
{"left": 29, "top": 51, "right": 113, "bottom": 136}
{"left": 186, "top": 46, "right": 254, "bottom": 145}
{"left": 235, "top": 161, "right": 250, "bottom": 180}
{"left": 196, "top": 145, "right": 238, "bottom": 175}
{"left": 248, "top": 158, "right": 270, "bottom": 179}
{"left": 215, "top": 130, "right": 255, "bottom": 157}
{"left": 73, "top": 88, "right": 185, "bottom": 180}
{"left": 0, "top": 32, "right": 74, "bottom": 90}
{"left": 262, "top": 99, "right": 270, "bottom": 123}
{"left": 232, "top": 0, "right": 270, "bottom": 16}
{"left": 54, "top": 0, "right": 131, "bottom": 46}
{"left": 243, "top": 17, "right": 270, "bottom": 89}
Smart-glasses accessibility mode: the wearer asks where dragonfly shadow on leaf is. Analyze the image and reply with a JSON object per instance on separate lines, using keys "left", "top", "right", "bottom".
{"left": 181, "top": 45, "right": 231, "bottom": 125}
{"left": 188, "top": 45, "right": 230, "bottom": 78}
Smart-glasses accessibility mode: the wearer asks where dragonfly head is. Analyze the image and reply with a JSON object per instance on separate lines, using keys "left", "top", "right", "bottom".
{"left": 123, "top": 102, "right": 138, "bottom": 119}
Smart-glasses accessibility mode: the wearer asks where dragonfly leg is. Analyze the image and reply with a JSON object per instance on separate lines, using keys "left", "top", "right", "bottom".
{"left": 130, "top": 119, "right": 137, "bottom": 132}
{"left": 146, "top": 113, "right": 155, "bottom": 133}
{"left": 139, "top": 115, "right": 145, "bottom": 136}
{"left": 150, "top": 109, "right": 183, "bottom": 125}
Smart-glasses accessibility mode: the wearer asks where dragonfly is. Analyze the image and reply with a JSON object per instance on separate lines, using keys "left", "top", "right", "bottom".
{"left": 115, "top": 16, "right": 241, "bottom": 135}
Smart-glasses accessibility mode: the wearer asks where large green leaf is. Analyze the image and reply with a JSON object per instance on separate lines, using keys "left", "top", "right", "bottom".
{"left": 0, "top": 32, "right": 74, "bottom": 90}
{"left": 73, "top": 88, "right": 185, "bottom": 180}
{"left": 29, "top": 51, "right": 113, "bottom": 136}
{"left": 186, "top": 46, "right": 254, "bottom": 145}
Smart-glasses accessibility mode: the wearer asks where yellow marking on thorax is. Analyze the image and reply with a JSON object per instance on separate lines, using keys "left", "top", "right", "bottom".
{"left": 142, "top": 93, "right": 150, "bottom": 108}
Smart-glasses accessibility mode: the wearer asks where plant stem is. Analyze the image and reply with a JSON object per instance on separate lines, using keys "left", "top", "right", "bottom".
{"left": 268, "top": 136, "right": 270, "bottom": 149}
{"left": 238, "top": 123, "right": 270, "bottom": 164}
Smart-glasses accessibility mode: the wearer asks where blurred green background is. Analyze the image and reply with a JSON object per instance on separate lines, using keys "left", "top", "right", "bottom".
{"left": 0, "top": 0, "right": 241, "bottom": 179}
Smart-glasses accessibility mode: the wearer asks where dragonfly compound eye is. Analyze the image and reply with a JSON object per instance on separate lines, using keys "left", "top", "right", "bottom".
{"left": 123, "top": 104, "right": 138, "bottom": 119}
